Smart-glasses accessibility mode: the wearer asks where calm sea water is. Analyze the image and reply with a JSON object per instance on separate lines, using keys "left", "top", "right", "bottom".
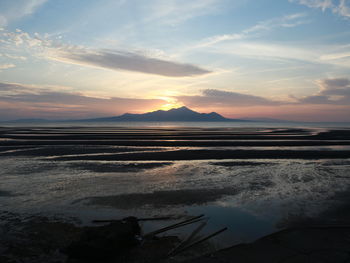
{"left": 3, "top": 121, "right": 350, "bottom": 128}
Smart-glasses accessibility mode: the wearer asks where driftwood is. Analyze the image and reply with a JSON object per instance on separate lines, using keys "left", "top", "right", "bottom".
{"left": 168, "top": 221, "right": 207, "bottom": 256}
{"left": 92, "top": 216, "right": 172, "bottom": 224}
{"left": 138, "top": 216, "right": 172, "bottom": 221}
{"left": 143, "top": 214, "right": 205, "bottom": 238}
{"left": 169, "top": 227, "right": 228, "bottom": 257}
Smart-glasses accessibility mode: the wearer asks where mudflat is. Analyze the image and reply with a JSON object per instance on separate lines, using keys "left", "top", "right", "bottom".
{"left": 1, "top": 126, "right": 350, "bottom": 262}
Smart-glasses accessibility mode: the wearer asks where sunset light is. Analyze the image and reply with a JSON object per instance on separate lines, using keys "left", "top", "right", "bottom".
{"left": 1, "top": 2, "right": 350, "bottom": 262}
{"left": 158, "top": 97, "right": 184, "bottom": 111}
{"left": 0, "top": 0, "right": 349, "bottom": 121}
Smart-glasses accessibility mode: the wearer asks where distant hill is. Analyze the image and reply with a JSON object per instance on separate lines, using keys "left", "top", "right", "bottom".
{"left": 79, "top": 106, "right": 247, "bottom": 122}
{"left": 3, "top": 107, "right": 296, "bottom": 123}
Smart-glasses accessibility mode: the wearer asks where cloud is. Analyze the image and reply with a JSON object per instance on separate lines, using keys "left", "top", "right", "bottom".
{"left": 0, "top": 29, "right": 211, "bottom": 77}
{"left": 176, "top": 79, "right": 350, "bottom": 109}
{"left": 193, "top": 39, "right": 350, "bottom": 69}
{"left": 1, "top": 81, "right": 349, "bottom": 121}
{"left": 145, "top": 0, "right": 223, "bottom": 25}
{"left": 338, "top": 0, "right": 350, "bottom": 17}
{"left": 0, "top": 63, "right": 15, "bottom": 70}
{"left": 0, "top": 82, "right": 166, "bottom": 120}
{"left": 0, "top": 0, "right": 48, "bottom": 26}
{"left": 182, "top": 12, "right": 349, "bottom": 68}
{"left": 176, "top": 89, "right": 282, "bottom": 108}
{"left": 290, "top": 0, "right": 350, "bottom": 18}
{"left": 49, "top": 48, "right": 211, "bottom": 77}
{"left": 289, "top": 0, "right": 333, "bottom": 11}
{"left": 195, "top": 13, "right": 307, "bottom": 48}
{"left": 298, "top": 77, "right": 350, "bottom": 104}
{"left": 2, "top": 54, "right": 27, "bottom": 60}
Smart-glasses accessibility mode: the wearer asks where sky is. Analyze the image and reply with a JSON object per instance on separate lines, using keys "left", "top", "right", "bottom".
{"left": 0, "top": 0, "right": 350, "bottom": 121}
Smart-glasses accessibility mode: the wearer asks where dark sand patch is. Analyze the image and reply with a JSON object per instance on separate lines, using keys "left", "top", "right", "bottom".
{"left": 210, "top": 161, "right": 274, "bottom": 167}
{"left": 0, "top": 190, "right": 18, "bottom": 197}
{"left": 83, "top": 188, "right": 238, "bottom": 209}
{"left": 2, "top": 140, "right": 350, "bottom": 147}
{"left": 54, "top": 149, "right": 350, "bottom": 161}
{"left": 0, "top": 215, "right": 79, "bottom": 263}
{"left": 187, "top": 227, "right": 350, "bottom": 263}
{"left": 2, "top": 128, "right": 350, "bottom": 141}
{"left": 268, "top": 128, "right": 309, "bottom": 134}
{"left": 69, "top": 162, "right": 173, "bottom": 173}
{"left": 0, "top": 146, "right": 164, "bottom": 157}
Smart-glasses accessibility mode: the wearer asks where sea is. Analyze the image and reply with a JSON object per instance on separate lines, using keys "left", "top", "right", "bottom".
{"left": 3, "top": 120, "right": 350, "bottom": 128}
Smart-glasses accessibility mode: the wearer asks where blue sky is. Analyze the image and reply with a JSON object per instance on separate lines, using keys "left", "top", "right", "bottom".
{"left": 0, "top": 0, "right": 350, "bottom": 121}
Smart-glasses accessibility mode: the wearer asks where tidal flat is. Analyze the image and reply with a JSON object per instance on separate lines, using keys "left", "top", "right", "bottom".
{"left": 1, "top": 126, "right": 350, "bottom": 262}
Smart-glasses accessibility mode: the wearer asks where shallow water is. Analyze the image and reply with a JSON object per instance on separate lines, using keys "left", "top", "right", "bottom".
{"left": 1, "top": 126, "right": 350, "bottom": 249}
{"left": 1, "top": 157, "right": 350, "bottom": 247}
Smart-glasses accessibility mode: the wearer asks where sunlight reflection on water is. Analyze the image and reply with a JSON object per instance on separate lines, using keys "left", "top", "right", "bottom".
{"left": 1, "top": 157, "right": 350, "bottom": 249}
{"left": 1, "top": 125, "right": 350, "bottom": 248}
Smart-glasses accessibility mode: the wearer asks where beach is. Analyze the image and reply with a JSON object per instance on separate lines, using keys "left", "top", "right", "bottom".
{"left": 1, "top": 125, "right": 350, "bottom": 262}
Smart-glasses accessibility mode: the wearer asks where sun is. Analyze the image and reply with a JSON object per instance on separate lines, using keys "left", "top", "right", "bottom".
{"left": 158, "top": 97, "right": 183, "bottom": 111}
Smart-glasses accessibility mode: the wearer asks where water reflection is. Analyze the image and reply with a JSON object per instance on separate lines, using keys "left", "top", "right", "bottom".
{"left": 1, "top": 126, "right": 350, "bottom": 249}
{"left": 187, "top": 205, "right": 276, "bottom": 247}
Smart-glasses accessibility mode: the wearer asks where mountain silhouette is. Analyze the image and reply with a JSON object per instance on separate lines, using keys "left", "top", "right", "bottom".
{"left": 81, "top": 106, "right": 246, "bottom": 122}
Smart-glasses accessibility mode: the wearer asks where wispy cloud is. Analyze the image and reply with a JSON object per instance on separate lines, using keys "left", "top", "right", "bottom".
{"left": 144, "top": 0, "right": 224, "bottom": 25}
{"left": 197, "top": 39, "right": 350, "bottom": 69}
{"left": 338, "top": 0, "right": 350, "bottom": 18}
{"left": 289, "top": 0, "right": 333, "bottom": 11}
{"left": 0, "top": 82, "right": 166, "bottom": 120}
{"left": 1, "top": 54, "right": 27, "bottom": 60}
{"left": 176, "top": 78, "right": 350, "bottom": 108}
{"left": 176, "top": 89, "right": 282, "bottom": 108}
{"left": 195, "top": 13, "right": 308, "bottom": 48}
{"left": 0, "top": 29, "right": 211, "bottom": 77}
{"left": 0, "top": 63, "right": 15, "bottom": 70}
{"left": 1, "top": 80, "right": 349, "bottom": 121}
{"left": 49, "top": 48, "right": 211, "bottom": 77}
{"left": 0, "top": 0, "right": 48, "bottom": 26}
{"left": 290, "top": 0, "right": 350, "bottom": 18}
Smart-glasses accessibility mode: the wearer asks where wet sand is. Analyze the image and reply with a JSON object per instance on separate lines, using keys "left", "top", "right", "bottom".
{"left": 52, "top": 148, "right": 350, "bottom": 160}
{"left": 1, "top": 126, "right": 350, "bottom": 262}
{"left": 83, "top": 187, "right": 239, "bottom": 208}
{"left": 187, "top": 226, "right": 350, "bottom": 263}
{"left": 1, "top": 127, "right": 350, "bottom": 161}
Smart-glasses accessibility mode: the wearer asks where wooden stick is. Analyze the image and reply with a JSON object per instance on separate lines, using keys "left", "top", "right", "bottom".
{"left": 143, "top": 218, "right": 207, "bottom": 238}
{"left": 168, "top": 221, "right": 207, "bottom": 256}
{"left": 170, "top": 227, "right": 228, "bottom": 257}
{"left": 92, "top": 219, "right": 119, "bottom": 223}
{"left": 138, "top": 216, "right": 172, "bottom": 221}
{"left": 92, "top": 216, "right": 172, "bottom": 223}
{"left": 143, "top": 214, "right": 205, "bottom": 238}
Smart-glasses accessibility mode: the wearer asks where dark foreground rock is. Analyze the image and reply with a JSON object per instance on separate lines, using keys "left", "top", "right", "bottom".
{"left": 0, "top": 212, "right": 180, "bottom": 263}
{"left": 65, "top": 217, "right": 140, "bottom": 262}
{"left": 0, "top": 212, "right": 82, "bottom": 263}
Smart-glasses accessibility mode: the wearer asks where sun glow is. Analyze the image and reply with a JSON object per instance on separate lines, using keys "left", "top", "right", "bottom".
{"left": 158, "top": 97, "right": 183, "bottom": 111}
